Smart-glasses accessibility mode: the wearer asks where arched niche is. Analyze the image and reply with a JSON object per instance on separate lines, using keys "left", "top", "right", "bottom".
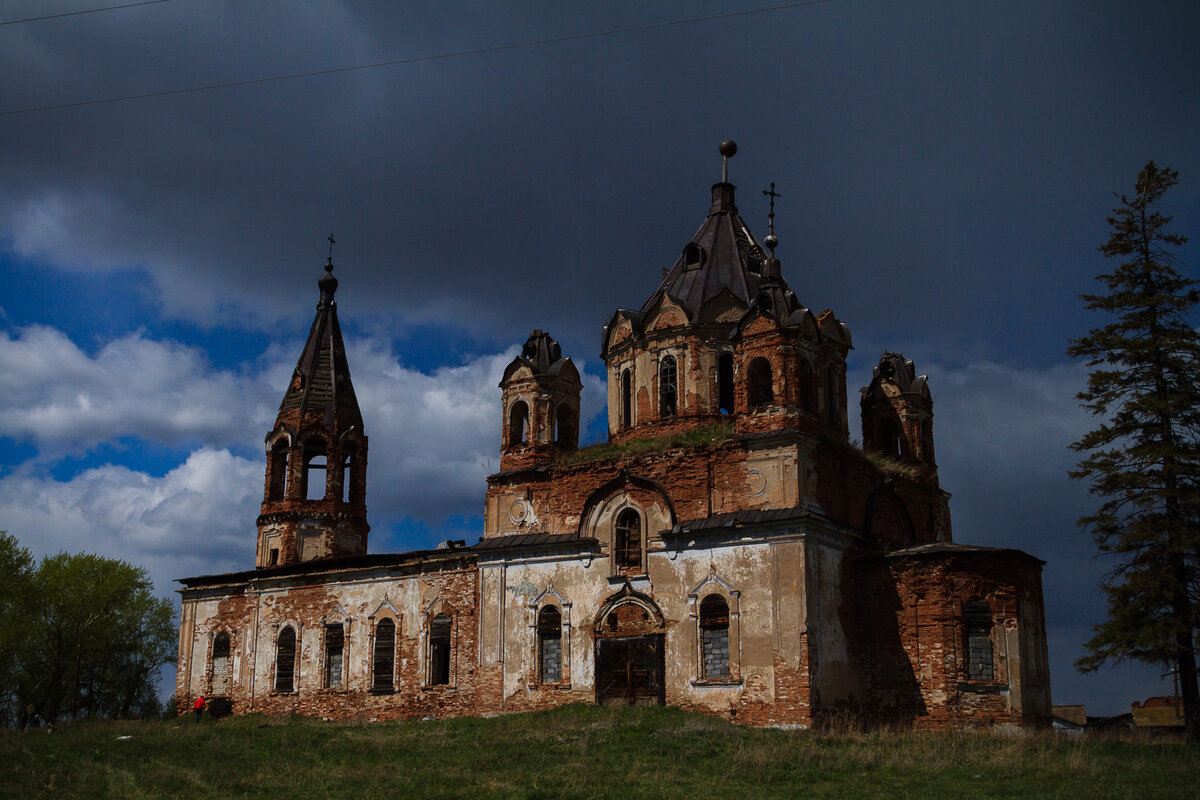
{"left": 578, "top": 472, "right": 675, "bottom": 576}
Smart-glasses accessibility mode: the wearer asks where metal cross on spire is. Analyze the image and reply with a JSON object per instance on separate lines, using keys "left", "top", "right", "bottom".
{"left": 762, "top": 182, "right": 781, "bottom": 256}
{"left": 326, "top": 234, "right": 336, "bottom": 270}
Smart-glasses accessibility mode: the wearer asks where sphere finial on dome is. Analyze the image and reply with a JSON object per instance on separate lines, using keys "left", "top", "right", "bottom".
{"left": 719, "top": 139, "right": 737, "bottom": 182}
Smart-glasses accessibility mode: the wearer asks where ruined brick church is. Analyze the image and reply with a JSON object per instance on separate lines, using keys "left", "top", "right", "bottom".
{"left": 176, "top": 145, "right": 1051, "bottom": 728}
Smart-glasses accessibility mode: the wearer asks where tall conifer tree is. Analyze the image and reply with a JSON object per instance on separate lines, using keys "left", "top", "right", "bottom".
{"left": 1069, "top": 162, "right": 1200, "bottom": 742}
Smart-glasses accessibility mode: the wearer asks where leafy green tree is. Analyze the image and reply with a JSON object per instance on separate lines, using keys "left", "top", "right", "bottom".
{"left": 0, "top": 532, "right": 35, "bottom": 727}
{"left": 1068, "top": 161, "right": 1200, "bottom": 742}
{"left": 2, "top": 537, "right": 177, "bottom": 725}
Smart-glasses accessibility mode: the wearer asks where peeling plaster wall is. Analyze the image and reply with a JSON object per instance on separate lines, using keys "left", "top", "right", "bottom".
{"left": 177, "top": 559, "right": 488, "bottom": 721}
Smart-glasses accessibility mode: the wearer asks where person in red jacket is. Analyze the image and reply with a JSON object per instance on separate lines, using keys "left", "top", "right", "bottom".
{"left": 193, "top": 695, "right": 205, "bottom": 723}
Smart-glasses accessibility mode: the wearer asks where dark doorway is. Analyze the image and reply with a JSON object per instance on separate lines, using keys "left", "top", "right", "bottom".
{"left": 595, "top": 634, "right": 665, "bottom": 706}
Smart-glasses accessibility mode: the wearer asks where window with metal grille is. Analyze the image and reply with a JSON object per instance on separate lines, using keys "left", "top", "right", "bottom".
{"left": 372, "top": 618, "right": 396, "bottom": 691}
{"left": 211, "top": 631, "right": 231, "bottom": 696}
{"left": 429, "top": 614, "right": 451, "bottom": 686}
{"left": 964, "top": 599, "right": 994, "bottom": 681}
{"left": 324, "top": 624, "right": 344, "bottom": 688}
{"left": 538, "top": 606, "right": 562, "bottom": 683}
{"left": 615, "top": 510, "right": 641, "bottom": 570}
{"left": 699, "top": 595, "right": 730, "bottom": 680}
{"left": 748, "top": 357, "right": 774, "bottom": 407}
{"left": 659, "top": 355, "right": 677, "bottom": 417}
{"left": 274, "top": 626, "right": 296, "bottom": 692}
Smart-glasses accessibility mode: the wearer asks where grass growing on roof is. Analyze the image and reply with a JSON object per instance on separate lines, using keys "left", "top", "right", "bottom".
{"left": 554, "top": 422, "right": 736, "bottom": 467}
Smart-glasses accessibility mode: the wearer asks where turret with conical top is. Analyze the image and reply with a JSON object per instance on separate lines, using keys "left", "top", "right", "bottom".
{"left": 256, "top": 250, "right": 369, "bottom": 568}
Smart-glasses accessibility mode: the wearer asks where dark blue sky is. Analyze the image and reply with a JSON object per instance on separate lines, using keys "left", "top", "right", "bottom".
{"left": 1, "top": 0, "right": 1197, "bottom": 716}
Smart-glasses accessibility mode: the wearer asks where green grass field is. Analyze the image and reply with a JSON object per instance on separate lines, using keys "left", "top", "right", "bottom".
{"left": 2, "top": 705, "right": 1196, "bottom": 799}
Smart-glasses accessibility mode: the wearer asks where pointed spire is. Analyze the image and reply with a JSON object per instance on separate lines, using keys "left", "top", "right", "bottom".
{"left": 277, "top": 241, "right": 361, "bottom": 427}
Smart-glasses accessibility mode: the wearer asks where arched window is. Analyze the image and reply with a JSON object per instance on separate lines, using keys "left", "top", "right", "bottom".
{"left": 341, "top": 443, "right": 357, "bottom": 503}
{"left": 875, "top": 418, "right": 903, "bottom": 459}
{"left": 372, "top": 619, "right": 396, "bottom": 691}
{"left": 718, "top": 353, "right": 734, "bottom": 414}
{"left": 826, "top": 368, "right": 840, "bottom": 425}
{"left": 659, "top": 355, "right": 677, "bottom": 418}
{"left": 324, "top": 623, "right": 344, "bottom": 688}
{"left": 964, "top": 599, "right": 994, "bottom": 681}
{"left": 268, "top": 440, "right": 288, "bottom": 501}
{"left": 274, "top": 626, "right": 296, "bottom": 692}
{"left": 615, "top": 509, "right": 642, "bottom": 570}
{"left": 302, "top": 437, "right": 327, "bottom": 501}
{"left": 538, "top": 606, "right": 562, "bottom": 683}
{"left": 621, "top": 369, "right": 632, "bottom": 429}
{"left": 211, "top": 631, "right": 231, "bottom": 696}
{"left": 748, "top": 357, "right": 773, "bottom": 407}
{"left": 798, "top": 360, "right": 817, "bottom": 414}
{"left": 555, "top": 404, "right": 575, "bottom": 451}
{"left": 683, "top": 242, "right": 705, "bottom": 270}
{"left": 699, "top": 595, "right": 730, "bottom": 680}
{"left": 429, "top": 614, "right": 452, "bottom": 686}
{"left": 508, "top": 401, "right": 529, "bottom": 446}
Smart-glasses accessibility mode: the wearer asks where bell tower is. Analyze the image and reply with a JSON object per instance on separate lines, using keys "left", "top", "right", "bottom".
{"left": 860, "top": 352, "right": 937, "bottom": 483}
{"left": 498, "top": 329, "right": 582, "bottom": 471}
{"left": 256, "top": 244, "right": 369, "bottom": 568}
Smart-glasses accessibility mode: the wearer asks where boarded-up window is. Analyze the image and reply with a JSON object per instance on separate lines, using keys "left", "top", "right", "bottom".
{"left": 700, "top": 595, "right": 730, "bottom": 680}
{"left": 748, "top": 357, "right": 773, "bottom": 407}
{"left": 211, "top": 631, "right": 231, "bottom": 696}
{"left": 275, "top": 626, "right": 296, "bottom": 692}
{"left": 964, "top": 599, "right": 994, "bottom": 681}
{"left": 538, "top": 606, "right": 562, "bottom": 683}
{"left": 659, "top": 355, "right": 677, "bottom": 417}
{"left": 324, "top": 624, "right": 344, "bottom": 688}
{"left": 429, "top": 614, "right": 451, "bottom": 686}
{"left": 615, "top": 509, "right": 641, "bottom": 570}
{"left": 372, "top": 619, "right": 396, "bottom": 691}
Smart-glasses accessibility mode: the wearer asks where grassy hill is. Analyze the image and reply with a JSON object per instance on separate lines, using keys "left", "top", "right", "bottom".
{"left": 2, "top": 705, "right": 1197, "bottom": 799}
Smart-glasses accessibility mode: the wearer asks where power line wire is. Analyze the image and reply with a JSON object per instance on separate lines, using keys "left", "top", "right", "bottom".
{"left": 0, "top": 0, "right": 171, "bottom": 26}
{"left": 0, "top": 0, "right": 833, "bottom": 117}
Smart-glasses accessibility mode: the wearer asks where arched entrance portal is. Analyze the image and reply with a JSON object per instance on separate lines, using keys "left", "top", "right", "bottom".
{"left": 594, "top": 586, "right": 666, "bottom": 706}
